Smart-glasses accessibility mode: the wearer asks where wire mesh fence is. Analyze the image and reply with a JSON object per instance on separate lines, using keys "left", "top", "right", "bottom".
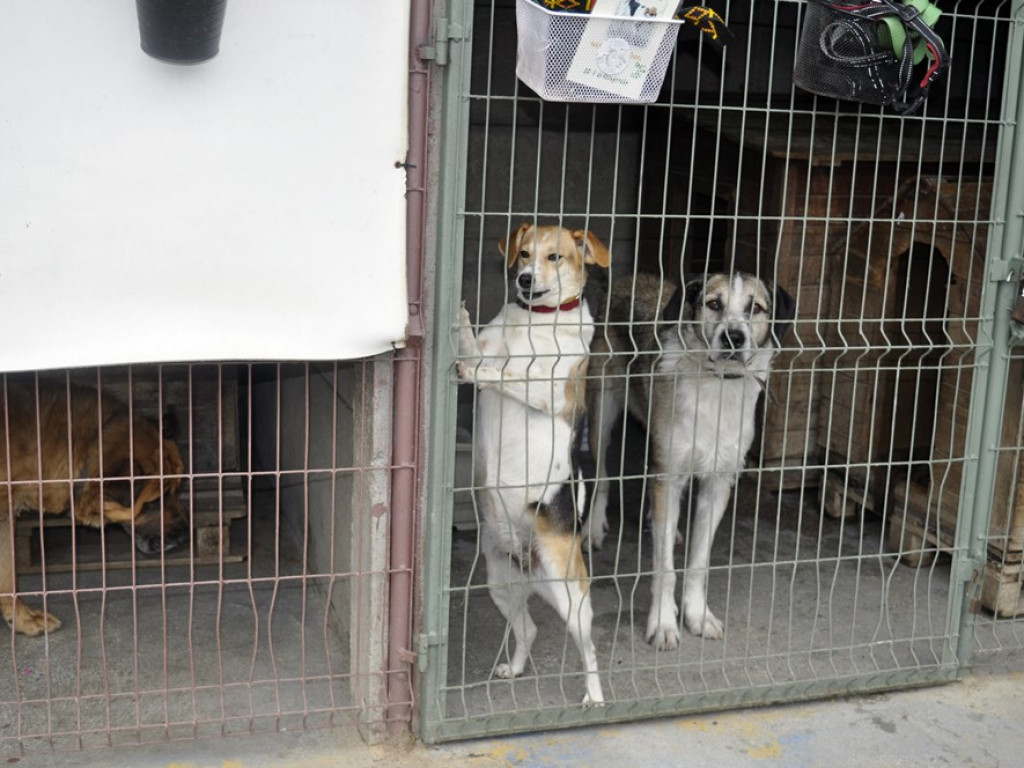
{"left": 973, "top": 347, "right": 1024, "bottom": 660}
{"left": 423, "top": 0, "right": 1024, "bottom": 741}
{"left": 1, "top": 361, "right": 404, "bottom": 754}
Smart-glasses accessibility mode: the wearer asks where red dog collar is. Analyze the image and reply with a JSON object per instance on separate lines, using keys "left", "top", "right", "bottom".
{"left": 515, "top": 296, "right": 581, "bottom": 313}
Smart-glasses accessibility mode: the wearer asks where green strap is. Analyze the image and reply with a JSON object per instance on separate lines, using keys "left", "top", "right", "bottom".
{"left": 880, "top": 0, "right": 943, "bottom": 64}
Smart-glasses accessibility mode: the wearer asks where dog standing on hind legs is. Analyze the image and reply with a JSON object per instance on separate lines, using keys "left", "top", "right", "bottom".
{"left": 587, "top": 272, "right": 795, "bottom": 650}
{"left": 457, "top": 222, "right": 610, "bottom": 705}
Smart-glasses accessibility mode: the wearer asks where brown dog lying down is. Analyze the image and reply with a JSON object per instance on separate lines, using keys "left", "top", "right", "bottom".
{"left": 1, "top": 381, "right": 191, "bottom": 635}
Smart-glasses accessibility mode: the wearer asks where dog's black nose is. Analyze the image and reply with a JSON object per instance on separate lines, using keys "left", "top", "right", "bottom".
{"left": 517, "top": 273, "right": 534, "bottom": 291}
{"left": 725, "top": 330, "right": 746, "bottom": 349}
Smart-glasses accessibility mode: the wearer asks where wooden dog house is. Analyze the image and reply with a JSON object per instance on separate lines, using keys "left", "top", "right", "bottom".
{"left": 818, "top": 176, "right": 1024, "bottom": 615}
{"left": 636, "top": 114, "right": 997, "bottom": 489}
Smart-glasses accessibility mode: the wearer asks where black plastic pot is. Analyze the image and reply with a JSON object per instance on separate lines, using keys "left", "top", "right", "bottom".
{"left": 136, "top": 0, "right": 229, "bottom": 64}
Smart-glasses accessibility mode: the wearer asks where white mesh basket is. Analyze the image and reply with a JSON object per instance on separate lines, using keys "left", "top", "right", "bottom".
{"left": 515, "top": 0, "right": 683, "bottom": 104}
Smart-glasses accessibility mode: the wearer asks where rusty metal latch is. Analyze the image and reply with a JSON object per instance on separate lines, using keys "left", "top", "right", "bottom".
{"left": 956, "top": 556, "right": 984, "bottom": 614}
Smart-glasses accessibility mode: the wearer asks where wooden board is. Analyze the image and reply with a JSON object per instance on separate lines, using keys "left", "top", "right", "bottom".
{"left": 8, "top": 364, "right": 249, "bottom": 573}
{"left": 888, "top": 479, "right": 958, "bottom": 568}
{"left": 14, "top": 483, "right": 248, "bottom": 573}
{"left": 981, "top": 559, "right": 1024, "bottom": 618}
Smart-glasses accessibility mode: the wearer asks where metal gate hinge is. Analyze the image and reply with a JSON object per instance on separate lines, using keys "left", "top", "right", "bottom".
{"left": 956, "top": 555, "right": 982, "bottom": 586}
{"left": 418, "top": 18, "right": 466, "bottom": 67}
{"left": 417, "top": 632, "right": 445, "bottom": 672}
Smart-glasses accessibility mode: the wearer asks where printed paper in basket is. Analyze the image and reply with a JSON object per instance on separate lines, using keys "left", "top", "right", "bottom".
{"left": 566, "top": 0, "right": 676, "bottom": 101}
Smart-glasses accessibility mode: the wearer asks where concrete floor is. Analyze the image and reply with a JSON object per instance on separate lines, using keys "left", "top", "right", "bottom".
{"left": 0, "top": 492, "right": 351, "bottom": 751}
{"left": 444, "top": 483, "right": 962, "bottom": 721}
{"left": 5, "top": 468, "right": 1023, "bottom": 765}
{"left": 10, "top": 662, "right": 1024, "bottom": 767}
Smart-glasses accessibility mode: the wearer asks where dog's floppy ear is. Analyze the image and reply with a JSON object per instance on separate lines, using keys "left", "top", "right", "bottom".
{"left": 662, "top": 286, "right": 684, "bottom": 323}
{"left": 769, "top": 282, "right": 797, "bottom": 347}
{"left": 663, "top": 275, "right": 704, "bottom": 322}
{"left": 662, "top": 277, "right": 702, "bottom": 323}
{"left": 684, "top": 277, "right": 704, "bottom": 314}
{"left": 103, "top": 459, "right": 137, "bottom": 512}
{"left": 162, "top": 438, "right": 185, "bottom": 478}
{"left": 572, "top": 229, "right": 611, "bottom": 268}
{"left": 499, "top": 223, "right": 532, "bottom": 270}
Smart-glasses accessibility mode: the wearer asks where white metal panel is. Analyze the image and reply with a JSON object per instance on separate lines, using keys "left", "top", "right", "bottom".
{"left": 0, "top": 0, "right": 409, "bottom": 371}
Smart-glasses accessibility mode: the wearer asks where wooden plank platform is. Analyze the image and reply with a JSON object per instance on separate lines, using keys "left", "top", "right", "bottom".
{"left": 981, "top": 559, "right": 1024, "bottom": 618}
{"left": 14, "top": 483, "right": 248, "bottom": 573}
{"left": 891, "top": 478, "right": 1024, "bottom": 617}
{"left": 889, "top": 479, "right": 959, "bottom": 565}
{"left": 820, "top": 468, "right": 875, "bottom": 520}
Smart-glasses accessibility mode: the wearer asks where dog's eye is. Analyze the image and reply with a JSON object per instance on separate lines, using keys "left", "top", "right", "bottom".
{"left": 752, "top": 303, "right": 767, "bottom": 315}
{"left": 518, "top": 250, "right": 530, "bottom": 261}
{"left": 547, "top": 252, "right": 562, "bottom": 262}
{"left": 705, "top": 299, "right": 723, "bottom": 311}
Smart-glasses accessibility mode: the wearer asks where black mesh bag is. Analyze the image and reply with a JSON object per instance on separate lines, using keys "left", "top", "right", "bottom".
{"left": 793, "top": 0, "right": 949, "bottom": 114}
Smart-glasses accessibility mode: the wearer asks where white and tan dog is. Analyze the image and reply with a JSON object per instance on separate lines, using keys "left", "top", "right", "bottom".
{"left": 457, "top": 222, "right": 610, "bottom": 705}
{"left": 587, "top": 272, "right": 795, "bottom": 650}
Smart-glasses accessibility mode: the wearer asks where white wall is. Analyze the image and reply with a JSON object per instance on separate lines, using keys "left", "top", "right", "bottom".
{"left": 0, "top": 0, "right": 410, "bottom": 372}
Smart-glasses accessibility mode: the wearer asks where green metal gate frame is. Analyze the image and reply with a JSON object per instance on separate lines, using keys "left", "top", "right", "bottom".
{"left": 417, "top": 0, "right": 1024, "bottom": 743}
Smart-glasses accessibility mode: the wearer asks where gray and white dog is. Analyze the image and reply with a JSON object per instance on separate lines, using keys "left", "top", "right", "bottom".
{"left": 587, "top": 272, "right": 795, "bottom": 650}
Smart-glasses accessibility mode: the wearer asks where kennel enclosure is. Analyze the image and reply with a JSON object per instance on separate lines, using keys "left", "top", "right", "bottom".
{"left": 4, "top": 0, "right": 1024, "bottom": 756}
{"left": 1, "top": 0, "right": 422, "bottom": 754}
{"left": 417, "top": 0, "right": 1024, "bottom": 742}
{"left": 0, "top": 361, "right": 410, "bottom": 752}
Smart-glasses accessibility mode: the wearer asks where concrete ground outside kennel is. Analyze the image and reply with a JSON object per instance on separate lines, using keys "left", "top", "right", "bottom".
{"left": 15, "top": 663, "right": 1024, "bottom": 766}
{"left": 5, "top": 482, "right": 1024, "bottom": 765}
{"left": 442, "top": 475, "right": 976, "bottom": 724}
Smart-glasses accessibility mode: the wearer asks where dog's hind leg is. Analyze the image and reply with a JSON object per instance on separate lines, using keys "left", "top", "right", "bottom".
{"left": 483, "top": 543, "right": 537, "bottom": 681}
{"left": 585, "top": 377, "right": 622, "bottom": 551}
{"left": 0, "top": 518, "right": 61, "bottom": 636}
{"left": 532, "top": 528, "right": 604, "bottom": 706}
{"left": 681, "top": 474, "right": 732, "bottom": 640}
{"left": 585, "top": 360, "right": 622, "bottom": 552}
